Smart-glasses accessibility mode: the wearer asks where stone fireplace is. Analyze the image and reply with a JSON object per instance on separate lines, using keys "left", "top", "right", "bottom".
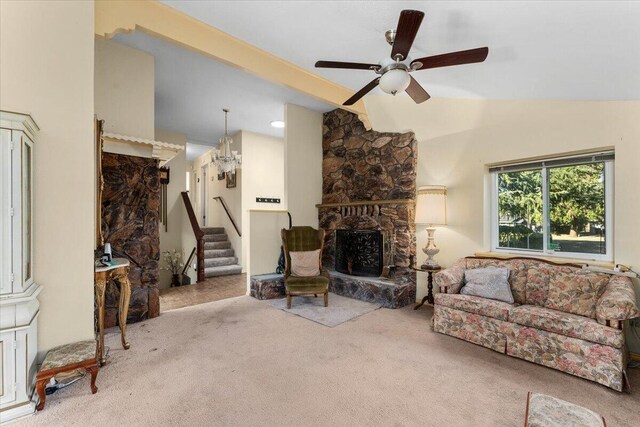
{"left": 318, "top": 109, "right": 417, "bottom": 308}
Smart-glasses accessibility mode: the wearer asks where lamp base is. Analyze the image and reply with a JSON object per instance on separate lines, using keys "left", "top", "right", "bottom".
{"left": 421, "top": 227, "right": 440, "bottom": 269}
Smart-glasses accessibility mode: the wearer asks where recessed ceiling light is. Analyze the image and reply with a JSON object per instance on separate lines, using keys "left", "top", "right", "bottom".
{"left": 270, "top": 120, "right": 285, "bottom": 128}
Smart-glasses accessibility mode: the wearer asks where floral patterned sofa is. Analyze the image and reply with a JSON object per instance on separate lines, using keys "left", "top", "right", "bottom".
{"left": 433, "top": 256, "right": 640, "bottom": 391}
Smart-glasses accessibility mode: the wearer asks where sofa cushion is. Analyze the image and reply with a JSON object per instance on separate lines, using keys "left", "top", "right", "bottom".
{"left": 434, "top": 293, "right": 514, "bottom": 321}
{"left": 545, "top": 270, "right": 609, "bottom": 319}
{"left": 525, "top": 264, "right": 579, "bottom": 306}
{"left": 465, "top": 258, "right": 530, "bottom": 304}
{"left": 285, "top": 275, "right": 329, "bottom": 292}
{"left": 461, "top": 267, "right": 514, "bottom": 303}
{"left": 510, "top": 305, "right": 623, "bottom": 348}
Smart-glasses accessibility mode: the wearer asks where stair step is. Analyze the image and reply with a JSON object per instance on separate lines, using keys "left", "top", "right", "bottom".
{"left": 203, "top": 233, "right": 228, "bottom": 242}
{"left": 202, "top": 227, "right": 225, "bottom": 235}
{"left": 205, "top": 249, "right": 234, "bottom": 258}
{"left": 205, "top": 264, "right": 243, "bottom": 278}
{"left": 204, "top": 256, "right": 238, "bottom": 268}
{"left": 205, "top": 241, "right": 231, "bottom": 250}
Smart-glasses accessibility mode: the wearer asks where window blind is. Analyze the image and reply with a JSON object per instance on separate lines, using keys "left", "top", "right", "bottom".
{"left": 489, "top": 152, "right": 614, "bottom": 174}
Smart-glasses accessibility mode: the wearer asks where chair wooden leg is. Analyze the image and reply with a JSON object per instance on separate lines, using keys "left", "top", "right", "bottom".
{"left": 286, "top": 294, "right": 292, "bottom": 309}
{"left": 35, "top": 378, "right": 47, "bottom": 411}
{"left": 88, "top": 365, "right": 99, "bottom": 394}
{"left": 324, "top": 292, "right": 328, "bottom": 307}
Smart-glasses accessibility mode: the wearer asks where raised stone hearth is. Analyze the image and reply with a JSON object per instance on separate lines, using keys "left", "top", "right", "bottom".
{"left": 250, "top": 273, "right": 285, "bottom": 300}
{"left": 328, "top": 271, "right": 415, "bottom": 309}
{"left": 250, "top": 272, "right": 413, "bottom": 309}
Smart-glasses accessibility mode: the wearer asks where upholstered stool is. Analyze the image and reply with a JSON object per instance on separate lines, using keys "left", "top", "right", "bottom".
{"left": 525, "top": 392, "right": 606, "bottom": 427}
{"left": 35, "top": 340, "right": 99, "bottom": 411}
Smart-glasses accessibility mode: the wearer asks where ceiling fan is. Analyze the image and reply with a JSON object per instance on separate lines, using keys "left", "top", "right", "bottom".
{"left": 315, "top": 10, "right": 489, "bottom": 105}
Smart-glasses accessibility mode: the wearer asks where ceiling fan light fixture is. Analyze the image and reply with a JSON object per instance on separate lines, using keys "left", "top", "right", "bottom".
{"left": 379, "top": 68, "right": 411, "bottom": 95}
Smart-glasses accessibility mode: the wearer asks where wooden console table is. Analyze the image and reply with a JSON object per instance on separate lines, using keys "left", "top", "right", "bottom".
{"left": 95, "top": 258, "right": 131, "bottom": 365}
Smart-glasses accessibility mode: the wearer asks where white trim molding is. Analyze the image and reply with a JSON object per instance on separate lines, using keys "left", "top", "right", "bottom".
{"left": 102, "top": 132, "right": 184, "bottom": 163}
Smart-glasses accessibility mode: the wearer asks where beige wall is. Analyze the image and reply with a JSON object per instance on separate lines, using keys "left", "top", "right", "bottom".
{"left": 248, "top": 211, "right": 289, "bottom": 281}
{"left": 284, "top": 104, "right": 323, "bottom": 228}
{"left": 0, "top": 0, "right": 95, "bottom": 353}
{"left": 241, "top": 131, "right": 285, "bottom": 276}
{"left": 95, "top": 38, "right": 155, "bottom": 139}
{"left": 365, "top": 96, "right": 640, "bottom": 351}
{"left": 155, "top": 129, "right": 188, "bottom": 289}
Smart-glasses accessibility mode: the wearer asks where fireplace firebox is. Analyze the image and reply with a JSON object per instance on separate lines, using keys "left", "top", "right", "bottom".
{"left": 335, "top": 230, "right": 383, "bottom": 277}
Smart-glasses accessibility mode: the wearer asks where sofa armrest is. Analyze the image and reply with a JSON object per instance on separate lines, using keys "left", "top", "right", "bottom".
{"left": 434, "top": 265, "right": 465, "bottom": 294}
{"left": 596, "top": 275, "right": 640, "bottom": 328}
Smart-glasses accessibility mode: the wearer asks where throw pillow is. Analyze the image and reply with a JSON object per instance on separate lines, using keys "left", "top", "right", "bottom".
{"left": 461, "top": 267, "right": 514, "bottom": 304}
{"left": 289, "top": 249, "right": 321, "bottom": 277}
{"left": 545, "top": 270, "right": 609, "bottom": 318}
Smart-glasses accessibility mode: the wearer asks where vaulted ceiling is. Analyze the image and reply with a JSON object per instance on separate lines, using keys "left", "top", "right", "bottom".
{"left": 161, "top": 0, "right": 640, "bottom": 100}
{"left": 113, "top": 1, "right": 639, "bottom": 148}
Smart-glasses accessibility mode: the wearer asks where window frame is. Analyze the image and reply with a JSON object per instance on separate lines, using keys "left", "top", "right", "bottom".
{"left": 490, "top": 157, "right": 614, "bottom": 262}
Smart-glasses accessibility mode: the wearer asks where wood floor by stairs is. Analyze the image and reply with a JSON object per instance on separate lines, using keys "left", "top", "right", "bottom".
{"left": 202, "top": 227, "right": 242, "bottom": 278}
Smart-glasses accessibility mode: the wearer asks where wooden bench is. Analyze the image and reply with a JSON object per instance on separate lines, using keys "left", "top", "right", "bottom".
{"left": 35, "top": 340, "right": 99, "bottom": 411}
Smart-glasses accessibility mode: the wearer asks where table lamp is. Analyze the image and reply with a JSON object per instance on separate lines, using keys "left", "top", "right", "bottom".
{"left": 415, "top": 185, "right": 447, "bottom": 268}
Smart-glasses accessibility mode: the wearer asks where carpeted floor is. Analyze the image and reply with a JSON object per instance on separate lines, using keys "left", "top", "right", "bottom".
{"left": 17, "top": 296, "right": 639, "bottom": 426}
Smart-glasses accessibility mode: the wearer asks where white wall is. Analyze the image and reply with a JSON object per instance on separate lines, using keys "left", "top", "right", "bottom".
{"left": 284, "top": 104, "right": 323, "bottom": 227}
{"left": 0, "top": 0, "right": 95, "bottom": 353}
{"left": 95, "top": 38, "right": 155, "bottom": 139}
{"left": 155, "top": 129, "right": 188, "bottom": 289}
{"left": 365, "top": 95, "right": 640, "bottom": 351}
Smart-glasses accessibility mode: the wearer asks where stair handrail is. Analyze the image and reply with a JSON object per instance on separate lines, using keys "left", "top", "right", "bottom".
{"left": 181, "top": 191, "right": 205, "bottom": 282}
{"left": 213, "top": 196, "right": 242, "bottom": 237}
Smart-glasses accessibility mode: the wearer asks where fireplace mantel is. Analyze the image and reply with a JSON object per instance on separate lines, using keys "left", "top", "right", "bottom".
{"left": 315, "top": 199, "right": 413, "bottom": 208}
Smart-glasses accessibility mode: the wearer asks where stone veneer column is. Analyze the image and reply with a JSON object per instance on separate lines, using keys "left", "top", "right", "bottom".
{"left": 101, "top": 152, "right": 160, "bottom": 327}
{"left": 319, "top": 109, "right": 417, "bottom": 278}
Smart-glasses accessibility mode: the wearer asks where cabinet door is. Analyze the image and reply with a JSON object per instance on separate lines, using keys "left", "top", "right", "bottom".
{"left": 0, "top": 129, "right": 12, "bottom": 295}
{"left": 19, "top": 135, "right": 33, "bottom": 292}
{"left": 0, "top": 331, "right": 16, "bottom": 406}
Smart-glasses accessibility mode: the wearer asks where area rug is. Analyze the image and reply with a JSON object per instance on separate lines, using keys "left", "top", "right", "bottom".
{"left": 269, "top": 292, "right": 381, "bottom": 327}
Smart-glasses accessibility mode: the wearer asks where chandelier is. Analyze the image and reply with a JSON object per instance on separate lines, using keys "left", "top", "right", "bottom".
{"left": 212, "top": 109, "right": 241, "bottom": 174}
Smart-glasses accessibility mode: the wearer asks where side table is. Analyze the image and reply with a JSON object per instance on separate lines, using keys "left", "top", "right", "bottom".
{"left": 413, "top": 265, "right": 441, "bottom": 309}
{"left": 94, "top": 258, "right": 131, "bottom": 365}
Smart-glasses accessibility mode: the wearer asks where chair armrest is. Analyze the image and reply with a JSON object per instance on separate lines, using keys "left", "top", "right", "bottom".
{"left": 434, "top": 265, "right": 465, "bottom": 294}
{"left": 596, "top": 275, "right": 640, "bottom": 328}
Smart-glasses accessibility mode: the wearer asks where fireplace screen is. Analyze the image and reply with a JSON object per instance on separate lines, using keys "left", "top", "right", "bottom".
{"left": 335, "top": 229, "right": 383, "bottom": 277}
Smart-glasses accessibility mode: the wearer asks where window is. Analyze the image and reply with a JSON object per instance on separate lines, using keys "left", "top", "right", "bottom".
{"left": 490, "top": 152, "right": 613, "bottom": 261}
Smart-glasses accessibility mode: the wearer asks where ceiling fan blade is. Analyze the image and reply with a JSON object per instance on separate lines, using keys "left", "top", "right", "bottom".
{"left": 405, "top": 76, "right": 430, "bottom": 104}
{"left": 390, "top": 10, "right": 425, "bottom": 60}
{"left": 315, "top": 60, "right": 379, "bottom": 70}
{"left": 343, "top": 78, "right": 380, "bottom": 105}
{"left": 412, "top": 47, "right": 489, "bottom": 70}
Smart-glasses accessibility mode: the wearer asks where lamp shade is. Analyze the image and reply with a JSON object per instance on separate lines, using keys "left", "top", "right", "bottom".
{"left": 415, "top": 185, "right": 447, "bottom": 225}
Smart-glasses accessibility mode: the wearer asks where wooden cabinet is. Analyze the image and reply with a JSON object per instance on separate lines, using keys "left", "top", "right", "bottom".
{"left": 0, "top": 111, "right": 41, "bottom": 423}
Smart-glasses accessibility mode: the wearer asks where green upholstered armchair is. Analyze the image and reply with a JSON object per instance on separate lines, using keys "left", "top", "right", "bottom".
{"left": 281, "top": 226, "right": 330, "bottom": 309}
